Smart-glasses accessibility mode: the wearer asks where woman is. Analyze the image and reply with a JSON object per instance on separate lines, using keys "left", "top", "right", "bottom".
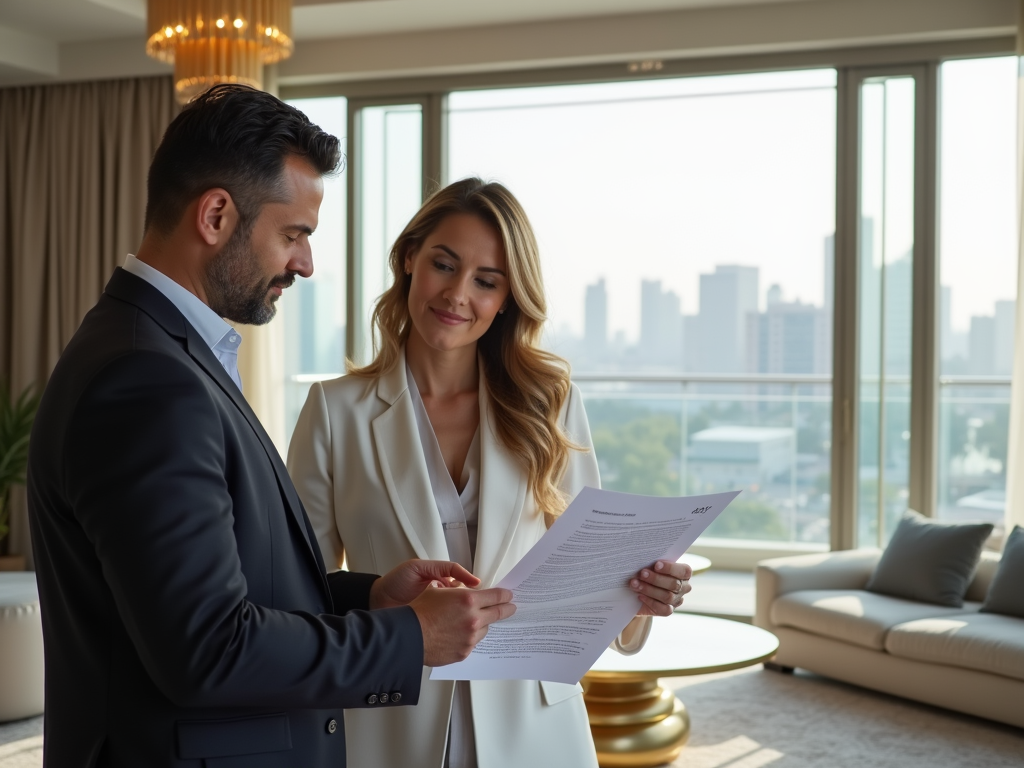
{"left": 287, "top": 178, "right": 692, "bottom": 768}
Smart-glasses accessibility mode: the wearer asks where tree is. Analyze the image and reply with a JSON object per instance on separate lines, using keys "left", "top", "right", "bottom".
{"left": 705, "top": 497, "right": 788, "bottom": 541}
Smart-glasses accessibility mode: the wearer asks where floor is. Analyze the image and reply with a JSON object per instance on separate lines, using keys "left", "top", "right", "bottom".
{"left": 5, "top": 665, "right": 1023, "bottom": 768}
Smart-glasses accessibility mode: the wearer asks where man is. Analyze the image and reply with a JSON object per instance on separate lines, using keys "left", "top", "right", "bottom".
{"left": 27, "top": 84, "right": 514, "bottom": 768}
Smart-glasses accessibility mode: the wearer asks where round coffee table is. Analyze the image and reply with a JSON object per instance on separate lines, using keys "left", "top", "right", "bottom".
{"left": 582, "top": 614, "right": 778, "bottom": 768}
{"left": 678, "top": 554, "right": 711, "bottom": 576}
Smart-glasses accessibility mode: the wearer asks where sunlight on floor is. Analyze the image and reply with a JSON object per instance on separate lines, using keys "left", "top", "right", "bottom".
{"left": 677, "top": 735, "right": 784, "bottom": 768}
{"left": 0, "top": 736, "right": 42, "bottom": 768}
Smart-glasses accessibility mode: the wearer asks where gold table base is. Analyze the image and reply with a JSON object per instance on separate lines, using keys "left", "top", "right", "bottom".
{"left": 583, "top": 677, "right": 690, "bottom": 767}
{"left": 581, "top": 592, "right": 780, "bottom": 767}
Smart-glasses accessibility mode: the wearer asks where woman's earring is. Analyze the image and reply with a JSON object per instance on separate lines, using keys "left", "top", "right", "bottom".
{"left": 498, "top": 307, "right": 506, "bottom": 314}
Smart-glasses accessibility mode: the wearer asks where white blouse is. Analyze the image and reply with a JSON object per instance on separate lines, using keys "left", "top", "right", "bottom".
{"left": 407, "top": 366, "right": 481, "bottom": 768}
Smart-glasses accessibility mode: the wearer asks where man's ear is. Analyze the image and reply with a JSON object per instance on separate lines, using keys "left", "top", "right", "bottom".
{"left": 195, "top": 188, "right": 238, "bottom": 247}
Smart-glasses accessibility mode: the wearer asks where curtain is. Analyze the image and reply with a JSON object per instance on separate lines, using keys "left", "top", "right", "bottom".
{"left": 237, "top": 320, "right": 288, "bottom": 454}
{"left": 0, "top": 76, "right": 178, "bottom": 565}
{"left": 1006, "top": 4, "right": 1024, "bottom": 539}
{"left": 237, "top": 64, "right": 289, "bottom": 456}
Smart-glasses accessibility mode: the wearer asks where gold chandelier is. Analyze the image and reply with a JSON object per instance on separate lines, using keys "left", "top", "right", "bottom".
{"left": 146, "top": 1, "right": 294, "bottom": 104}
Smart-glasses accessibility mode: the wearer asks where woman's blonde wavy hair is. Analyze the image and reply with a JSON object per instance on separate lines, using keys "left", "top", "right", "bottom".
{"left": 349, "top": 177, "right": 582, "bottom": 518}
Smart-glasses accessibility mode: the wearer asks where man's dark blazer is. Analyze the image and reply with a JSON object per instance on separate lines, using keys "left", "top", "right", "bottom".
{"left": 27, "top": 267, "right": 424, "bottom": 767}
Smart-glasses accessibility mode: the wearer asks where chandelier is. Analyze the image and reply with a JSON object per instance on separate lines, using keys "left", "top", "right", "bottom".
{"left": 146, "top": 1, "right": 294, "bottom": 104}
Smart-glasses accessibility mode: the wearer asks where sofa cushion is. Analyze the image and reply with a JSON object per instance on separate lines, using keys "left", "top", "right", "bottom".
{"left": 981, "top": 525, "right": 1024, "bottom": 619}
{"left": 866, "top": 510, "right": 993, "bottom": 607}
{"left": 886, "top": 612, "right": 1024, "bottom": 682}
{"left": 770, "top": 589, "right": 981, "bottom": 650}
{"left": 964, "top": 550, "right": 1001, "bottom": 603}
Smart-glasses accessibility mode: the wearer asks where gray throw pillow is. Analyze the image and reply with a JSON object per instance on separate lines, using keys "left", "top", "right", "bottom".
{"left": 866, "top": 510, "right": 993, "bottom": 607}
{"left": 981, "top": 525, "right": 1024, "bottom": 619}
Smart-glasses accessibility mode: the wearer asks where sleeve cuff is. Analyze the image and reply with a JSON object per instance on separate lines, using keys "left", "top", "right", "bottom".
{"left": 611, "top": 616, "right": 653, "bottom": 655}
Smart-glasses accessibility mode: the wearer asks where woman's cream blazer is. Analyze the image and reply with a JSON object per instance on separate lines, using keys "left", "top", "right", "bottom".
{"left": 287, "top": 350, "right": 649, "bottom": 768}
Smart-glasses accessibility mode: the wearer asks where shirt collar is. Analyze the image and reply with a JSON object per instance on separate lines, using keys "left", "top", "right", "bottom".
{"left": 123, "top": 254, "right": 238, "bottom": 351}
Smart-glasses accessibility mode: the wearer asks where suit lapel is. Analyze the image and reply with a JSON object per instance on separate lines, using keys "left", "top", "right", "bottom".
{"left": 184, "top": 327, "right": 319, "bottom": 555}
{"left": 372, "top": 354, "right": 449, "bottom": 561}
{"left": 474, "top": 374, "right": 527, "bottom": 588}
{"left": 104, "top": 268, "right": 326, "bottom": 590}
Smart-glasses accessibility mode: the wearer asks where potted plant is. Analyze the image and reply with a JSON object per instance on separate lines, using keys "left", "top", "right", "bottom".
{"left": 0, "top": 380, "right": 40, "bottom": 571}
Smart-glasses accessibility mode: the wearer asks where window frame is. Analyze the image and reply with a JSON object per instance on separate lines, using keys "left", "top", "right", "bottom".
{"left": 281, "top": 35, "right": 1013, "bottom": 561}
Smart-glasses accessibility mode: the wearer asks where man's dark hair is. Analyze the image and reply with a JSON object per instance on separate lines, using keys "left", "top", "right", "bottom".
{"left": 144, "top": 84, "right": 341, "bottom": 237}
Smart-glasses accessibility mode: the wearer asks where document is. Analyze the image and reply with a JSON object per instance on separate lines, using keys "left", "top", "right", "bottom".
{"left": 430, "top": 487, "right": 740, "bottom": 685}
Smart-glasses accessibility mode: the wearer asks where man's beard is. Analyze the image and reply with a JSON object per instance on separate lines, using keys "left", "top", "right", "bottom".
{"left": 206, "top": 227, "right": 294, "bottom": 326}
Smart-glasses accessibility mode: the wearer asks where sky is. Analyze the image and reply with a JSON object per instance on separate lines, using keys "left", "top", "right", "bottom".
{"left": 290, "top": 55, "right": 1019, "bottom": 347}
{"left": 448, "top": 69, "right": 838, "bottom": 341}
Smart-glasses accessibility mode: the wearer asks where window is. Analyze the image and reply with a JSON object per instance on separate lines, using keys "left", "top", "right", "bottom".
{"left": 281, "top": 96, "right": 347, "bottom": 436}
{"left": 855, "top": 75, "right": 916, "bottom": 547}
{"left": 279, "top": 48, "right": 1018, "bottom": 557}
{"left": 351, "top": 102, "right": 424, "bottom": 364}
{"left": 936, "top": 57, "right": 1018, "bottom": 527}
{"left": 448, "top": 71, "right": 837, "bottom": 545}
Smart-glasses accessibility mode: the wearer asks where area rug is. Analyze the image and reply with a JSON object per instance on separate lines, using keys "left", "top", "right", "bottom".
{"left": 667, "top": 667, "right": 1022, "bottom": 768}
{"left": 1, "top": 667, "right": 1020, "bottom": 767}
{"left": 0, "top": 717, "right": 40, "bottom": 768}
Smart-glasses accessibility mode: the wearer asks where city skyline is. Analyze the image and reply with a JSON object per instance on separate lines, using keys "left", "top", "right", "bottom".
{"left": 551, "top": 233, "right": 1014, "bottom": 377}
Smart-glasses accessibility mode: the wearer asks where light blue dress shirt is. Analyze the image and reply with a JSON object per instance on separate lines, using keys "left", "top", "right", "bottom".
{"left": 122, "top": 254, "right": 244, "bottom": 392}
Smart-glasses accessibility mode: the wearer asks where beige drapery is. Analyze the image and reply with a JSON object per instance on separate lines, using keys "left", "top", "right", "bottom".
{"left": 1005, "top": 3, "right": 1024, "bottom": 537}
{"left": 236, "top": 65, "right": 288, "bottom": 455}
{"left": 0, "top": 76, "right": 178, "bottom": 564}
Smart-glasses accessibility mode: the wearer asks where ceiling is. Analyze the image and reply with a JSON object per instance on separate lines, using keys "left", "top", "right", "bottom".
{"left": 0, "top": 0, "right": 1013, "bottom": 88}
{"left": 0, "top": 0, "right": 816, "bottom": 86}
{"left": 0, "top": 0, "right": 803, "bottom": 43}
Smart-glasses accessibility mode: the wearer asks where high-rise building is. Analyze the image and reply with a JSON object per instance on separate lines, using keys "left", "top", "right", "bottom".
{"left": 823, "top": 234, "right": 835, "bottom": 314}
{"left": 584, "top": 278, "right": 609, "bottom": 361}
{"left": 747, "top": 299, "right": 829, "bottom": 374}
{"left": 883, "top": 253, "right": 914, "bottom": 377}
{"left": 285, "top": 279, "right": 344, "bottom": 375}
{"left": 993, "top": 299, "right": 1015, "bottom": 376}
{"left": 696, "top": 265, "right": 758, "bottom": 373}
{"left": 822, "top": 235, "right": 834, "bottom": 372}
{"left": 639, "top": 279, "right": 683, "bottom": 368}
{"left": 858, "top": 218, "right": 882, "bottom": 378}
{"left": 969, "top": 315, "right": 995, "bottom": 375}
{"left": 940, "top": 285, "right": 953, "bottom": 360}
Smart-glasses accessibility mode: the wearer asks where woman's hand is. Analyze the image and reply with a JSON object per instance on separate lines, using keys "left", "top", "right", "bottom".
{"left": 629, "top": 559, "right": 693, "bottom": 617}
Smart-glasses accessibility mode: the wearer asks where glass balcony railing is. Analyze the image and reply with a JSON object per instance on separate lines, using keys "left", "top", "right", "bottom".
{"left": 284, "top": 371, "right": 834, "bottom": 546}
{"left": 937, "top": 376, "right": 1010, "bottom": 528}
{"left": 285, "top": 371, "right": 1011, "bottom": 542}
{"left": 573, "top": 373, "right": 832, "bottom": 546}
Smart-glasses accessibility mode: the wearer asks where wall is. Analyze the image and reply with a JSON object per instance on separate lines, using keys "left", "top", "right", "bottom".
{"left": 2, "top": 0, "right": 1015, "bottom": 88}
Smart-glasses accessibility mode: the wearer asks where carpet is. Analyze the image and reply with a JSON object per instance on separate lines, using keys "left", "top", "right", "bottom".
{"left": 667, "top": 667, "right": 1023, "bottom": 768}
{"left": 1, "top": 667, "right": 1020, "bottom": 767}
{"left": 0, "top": 717, "right": 40, "bottom": 768}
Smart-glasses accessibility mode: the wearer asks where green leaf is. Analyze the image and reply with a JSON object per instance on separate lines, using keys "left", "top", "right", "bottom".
{"left": 0, "top": 380, "right": 40, "bottom": 545}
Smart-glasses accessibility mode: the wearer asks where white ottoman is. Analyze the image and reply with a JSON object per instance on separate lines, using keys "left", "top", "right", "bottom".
{"left": 0, "top": 573, "right": 44, "bottom": 722}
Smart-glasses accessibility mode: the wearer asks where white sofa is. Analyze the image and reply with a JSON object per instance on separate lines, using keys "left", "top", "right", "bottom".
{"left": 755, "top": 549, "right": 1024, "bottom": 730}
{"left": 0, "top": 572, "right": 44, "bottom": 722}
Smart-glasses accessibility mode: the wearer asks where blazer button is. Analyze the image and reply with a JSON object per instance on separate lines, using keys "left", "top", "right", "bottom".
{"left": 379, "top": 692, "right": 389, "bottom": 704}
{"left": 367, "top": 693, "right": 378, "bottom": 705}
{"left": 391, "top": 691, "right": 402, "bottom": 703}
{"left": 326, "top": 719, "right": 338, "bottom": 734}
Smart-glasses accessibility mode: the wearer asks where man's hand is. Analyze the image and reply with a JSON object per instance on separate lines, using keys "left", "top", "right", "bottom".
{"left": 409, "top": 584, "right": 516, "bottom": 667}
{"left": 369, "top": 559, "right": 479, "bottom": 610}
{"left": 629, "top": 559, "right": 693, "bottom": 617}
